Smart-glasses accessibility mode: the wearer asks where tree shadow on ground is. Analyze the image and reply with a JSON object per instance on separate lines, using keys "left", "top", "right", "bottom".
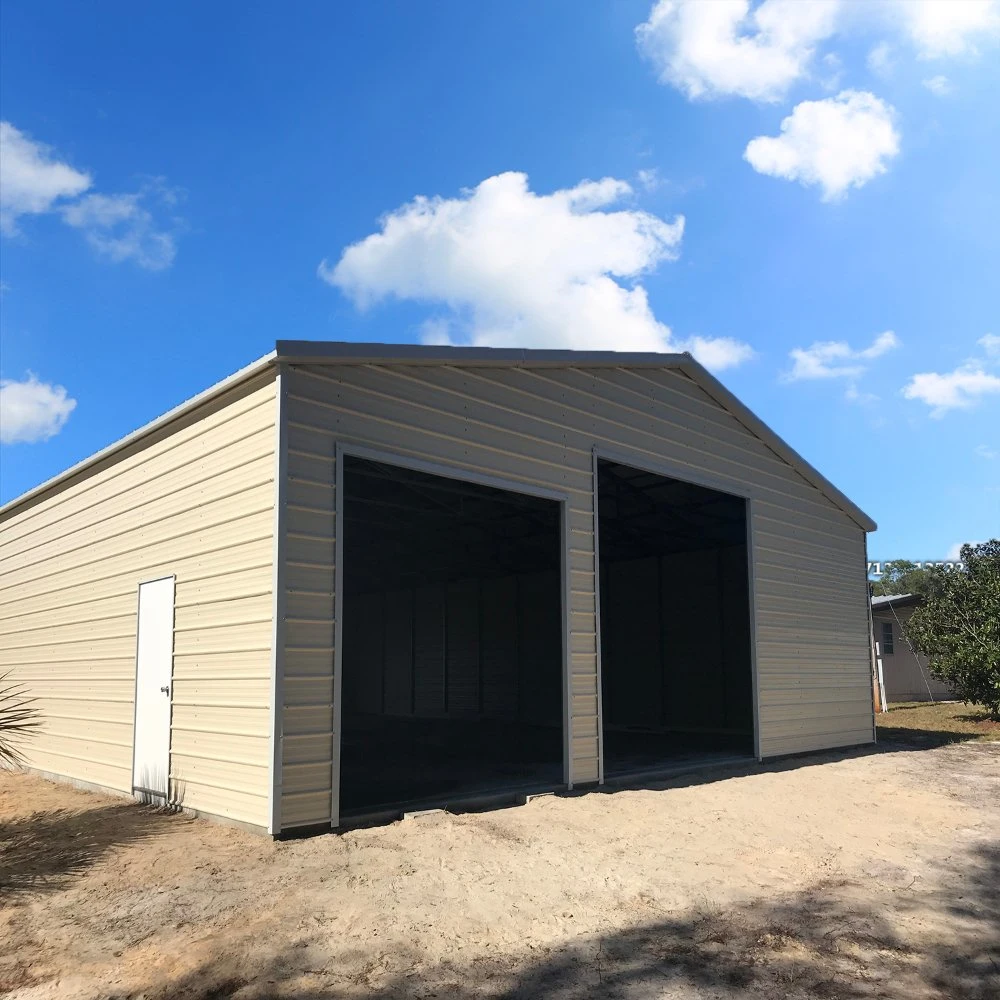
{"left": 593, "top": 735, "right": 991, "bottom": 803}
{"left": 0, "top": 798, "right": 188, "bottom": 898}
{"left": 874, "top": 725, "right": 984, "bottom": 748}
{"left": 113, "top": 840, "right": 1000, "bottom": 1000}
{"left": 959, "top": 710, "right": 1000, "bottom": 725}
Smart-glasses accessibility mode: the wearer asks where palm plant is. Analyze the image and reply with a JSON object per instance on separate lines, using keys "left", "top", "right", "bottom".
{"left": 0, "top": 672, "right": 40, "bottom": 768}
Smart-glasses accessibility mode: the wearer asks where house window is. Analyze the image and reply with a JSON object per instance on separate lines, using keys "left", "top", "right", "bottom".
{"left": 881, "top": 621, "right": 894, "bottom": 655}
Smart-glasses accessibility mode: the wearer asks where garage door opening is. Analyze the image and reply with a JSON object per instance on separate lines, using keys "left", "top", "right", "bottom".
{"left": 597, "top": 459, "right": 755, "bottom": 777}
{"left": 339, "top": 456, "right": 564, "bottom": 818}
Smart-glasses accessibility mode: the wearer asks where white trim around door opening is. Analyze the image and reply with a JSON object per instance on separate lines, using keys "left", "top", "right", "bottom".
{"left": 131, "top": 575, "right": 176, "bottom": 801}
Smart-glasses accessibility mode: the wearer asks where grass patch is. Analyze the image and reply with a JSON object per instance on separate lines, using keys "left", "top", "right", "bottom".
{"left": 877, "top": 700, "right": 1000, "bottom": 746}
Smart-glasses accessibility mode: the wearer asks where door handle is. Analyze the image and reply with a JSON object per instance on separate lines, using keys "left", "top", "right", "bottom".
{"left": 160, "top": 685, "right": 170, "bottom": 695}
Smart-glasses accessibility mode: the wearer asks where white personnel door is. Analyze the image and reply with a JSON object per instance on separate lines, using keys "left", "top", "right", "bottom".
{"left": 132, "top": 576, "right": 176, "bottom": 800}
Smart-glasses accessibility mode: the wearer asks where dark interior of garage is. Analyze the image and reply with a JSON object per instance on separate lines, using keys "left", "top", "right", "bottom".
{"left": 339, "top": 457, "right": 563, "bottom": 818}
{"left": 598, "top": 460, "right": 755, "bottom": 776}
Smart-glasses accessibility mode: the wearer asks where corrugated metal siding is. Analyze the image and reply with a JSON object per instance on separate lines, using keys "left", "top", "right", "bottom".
{"left": 0, "top": 376, "right": 277, "bottom": 829}
{"left": 279, "top": 361, "right": 872, "bottom": 829}
{"left": 277, "top": 375, "right": 337, "bottom": 829}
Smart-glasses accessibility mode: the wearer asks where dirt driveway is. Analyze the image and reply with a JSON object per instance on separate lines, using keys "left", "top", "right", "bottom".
{"left": 2, "top": 741, "right": 998, "bottom": 1000}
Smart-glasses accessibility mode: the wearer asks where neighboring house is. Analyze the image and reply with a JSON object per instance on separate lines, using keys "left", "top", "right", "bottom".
{"left": 0, "top": 341, "right": 877, "bottom": 836}
{"left": 870, "top": 594, "right": 952, "bottom": 704}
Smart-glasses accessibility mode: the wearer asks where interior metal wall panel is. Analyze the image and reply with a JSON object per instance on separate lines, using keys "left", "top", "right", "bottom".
{"left": 515, "top": 571, "right": 562, "bottom": 728}
{"left": 720, "top": 545, "right": 754, "bottom": 733}
{"left": 480, "top": 575, "right": 519, "bottom": 719}
{"left": 661, "top": 550, "right": 724, "bottom": 731}
{"left": 413, "top": 585, "right": 447, "bottom": 717}
{"left": 383, "top": 590, "right": 414, "bottom": 715}
{"left": 445, "top": 582, "right": 481, "bottom": 718}
{"left": 605, "top": 557, "right": 661, "bottom": 728}
{"left": 343, "top": 592, "right": 384, "bottom": 715}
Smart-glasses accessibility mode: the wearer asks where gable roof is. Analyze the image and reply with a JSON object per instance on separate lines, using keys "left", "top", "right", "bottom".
{"left": 1, "top": 341, "right": 877, "bottom": 531}
{"left": 276, "top": 341, "right": 877, "bottom": 532}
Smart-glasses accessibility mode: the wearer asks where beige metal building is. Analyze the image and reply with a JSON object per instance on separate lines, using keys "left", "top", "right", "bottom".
{"left": 0, "top": 341, "right": 877, "bottom": 836}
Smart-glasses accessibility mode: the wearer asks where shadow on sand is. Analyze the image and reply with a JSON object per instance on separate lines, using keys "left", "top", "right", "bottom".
{"left": 103, "top": 839, "right": 999, "bottom": 1000}
{"left": 0, "top": 797, "right": 189, "bottom": 898}
{"left": 3, "top": 742, "right": 998, "bottom": 998}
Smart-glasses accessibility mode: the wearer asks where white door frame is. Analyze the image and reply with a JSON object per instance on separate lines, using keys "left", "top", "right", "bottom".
{"left": 331, "top": 442, "right": 573, "bottom": 827}
{"left": 131, "top": 574, "right": 176, "bottom": 801}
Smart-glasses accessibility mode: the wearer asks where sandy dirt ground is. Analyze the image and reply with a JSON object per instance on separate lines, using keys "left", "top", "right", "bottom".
{"left": 2, "top": 742, "right": 998, "bottom": 1000}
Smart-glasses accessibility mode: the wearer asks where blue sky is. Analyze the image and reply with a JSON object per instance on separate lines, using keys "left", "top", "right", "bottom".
{"left": 1, "top": 1, "right": 998, "bottom": 562}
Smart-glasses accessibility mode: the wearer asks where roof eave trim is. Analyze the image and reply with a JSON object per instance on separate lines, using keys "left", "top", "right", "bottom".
{"left": 276, "top": 339, "right": 691, "bottom": 368}
{"left": 0, "top": 351, "right": 278, "bottom": 519}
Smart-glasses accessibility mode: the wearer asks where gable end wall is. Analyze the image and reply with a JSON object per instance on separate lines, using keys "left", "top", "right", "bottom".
{"left": 277, "top": 362, "right": 873, "bottom": 831}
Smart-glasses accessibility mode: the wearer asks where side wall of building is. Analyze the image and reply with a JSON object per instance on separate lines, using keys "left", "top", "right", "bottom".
{"left": 873, "top": 606, "right": 953, "bottom": 703}
{"left": 277, "top": 362, "right": 873, "bottom": 831}
{"left": 0, "top": 374, "right": 278, "bottom": 829}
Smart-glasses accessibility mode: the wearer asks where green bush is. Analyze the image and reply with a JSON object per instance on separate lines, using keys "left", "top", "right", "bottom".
{"left": 903, "top": 540, "right": 1000, "bottom": 719}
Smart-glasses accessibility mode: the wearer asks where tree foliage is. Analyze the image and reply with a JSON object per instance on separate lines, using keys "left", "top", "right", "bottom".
{"left": 903, "top": 540, "right": 1000, "bottom": 719}
{"left": 871, "top": 560, "right": 939, "bottom": 597}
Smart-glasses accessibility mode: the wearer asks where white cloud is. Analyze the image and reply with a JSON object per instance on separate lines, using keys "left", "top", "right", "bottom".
{"left": 1, "top": 121, "right": 181, "bottom": 268}
{"left": 680, "top": 335, "right": 757, "bottom": 370}
{"left": 902, "top": 365, "right": 1000, "bottom": 415}
{"left": 0, "top": 373, "right": 77, "bottom": 444}
{"left": 636, "top": 1, "right": 1000, "bottom": 101}
{"left": 320, "top": 171, "right": 754, "bottom": 370}
{"left": 636, "top": 168, "right": 661, "bottom": 191}
{"left": 744, "top": 90, "right": 900, "bottom": 200}
{"left": 635, "top": 0, "right": 840, "bottom": 102}
{"left": 979, "top": 333, "right": 1000, "bottom": 357}
{"left": 0, "top": 122, "right": 92, "bottom": 234}
{"left": 819, "top": 52, "right": 844, "bottom": 90}
{"left": 975, "top": 443, "right": 998, "bottom": 460}
{"left": 894, "top": 0, "right": 1000, "bottom": 58}
{"left": 867, "top": 40, "right": 895, "bottom": 75}
{"left": 60, "top": 181, "right": 180, "bottom": 271}
{"left": 902, "top": 334, "right": 1000, "bottom": 416}
{"left": 785, "top": 330, "right": 899, "bottom": 380}
{"left": 922, "top": 73, "right": 952, "bottom": 94}
{"left": 844, "top": 383, "right": 879, "bottom": 405}
{"left": 419, "top": 317, "right": 454, "bottom": 346}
